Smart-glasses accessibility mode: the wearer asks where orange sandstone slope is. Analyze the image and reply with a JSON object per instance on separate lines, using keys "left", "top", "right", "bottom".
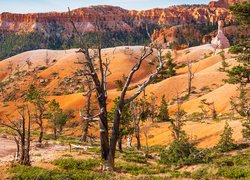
{"left": 0, "top": 45, "right": 240, "bottom": 113}
{"left": 0, "top": 45, "right": 246, "bottom": 147}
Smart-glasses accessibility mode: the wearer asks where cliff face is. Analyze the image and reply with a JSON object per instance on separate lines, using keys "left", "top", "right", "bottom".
{"left": 0, "top": 5, "right": 233, "bottom": 35}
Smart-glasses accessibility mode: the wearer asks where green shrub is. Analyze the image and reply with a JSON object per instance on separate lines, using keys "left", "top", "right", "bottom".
{"left": 9, "top": 165, "right": 114, "bottom": 180}
{"left": 117, "top": 162, "right": 180, "bottom": 176}
{"left": 188, "top": 112, "right": 204, "bottom": 121}
{"left": 200, "top": 86, "right": 210, "bottom": 92}
{"left": 114, "top": 79, "right": 124, "bottom": 91}
{"left": 9, "top": 165, "right": 52, "bottom": 179}
{"left": 217, "top": 166, "right": 250, "bottom": 179}
{"left": 216, "top": 121, "right": 237, "bottom": 152}
{"left": 229, "top": 45, "right": 243, "bottom": 54}
{"left": 148, "top": 145, "right": 166, "bottom": 153}
{"left": 213, "top": 152, "right": 250, "bottom": 167}
{"left": 38, "top": 66, "right": 47, "bottom": 71}
{"left": 191, "top": 167, "right": 210, "bottom": 179}
{"left": 53, "top": 158, "right": 100, "bottom": 170}
{"left": 122, "top": 153, "right": 147, "bottom": 164}
{"left": 159, "top": 135, "right": 205, "bottom": 166}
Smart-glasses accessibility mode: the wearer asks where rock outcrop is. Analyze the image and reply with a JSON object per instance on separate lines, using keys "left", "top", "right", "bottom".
{"left": 211, "top": 20, "right": 230, "bottom": 49}
{"left": 0, "top": 5, "right": 233, "bottom": 34}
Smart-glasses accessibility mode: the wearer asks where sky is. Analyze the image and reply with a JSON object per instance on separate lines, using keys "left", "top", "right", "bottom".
{"left": 0, "top": 0, "right": 211, "bottom": 13}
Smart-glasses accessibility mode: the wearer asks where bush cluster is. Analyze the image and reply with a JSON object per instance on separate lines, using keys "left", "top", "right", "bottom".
{"left": 159, "top": 134, "right": 205, "bottom": 166}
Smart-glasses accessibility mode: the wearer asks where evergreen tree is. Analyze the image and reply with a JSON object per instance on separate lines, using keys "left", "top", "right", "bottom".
{"left": 242, "top": 118, "right": 250, "bottom": 140}
{"left": 226, "top": 3, "right": 250, "bottom": 140}
{"left": 217, "top": 121, "right": 236, "bottom": 152}
{"left": 153, "top": 51, "right": 177, "bottom": 83}
{"left": 157, "top": 95, "right": 170, "bottom": 122}
{"left": 218, "top": 50, "right": 229, "bottom": 72}
{"left": 165, "top": 52, "right": 177, "bottom": 77}
{"left": 48, "top": 99, "right": 68, "bottom": 139}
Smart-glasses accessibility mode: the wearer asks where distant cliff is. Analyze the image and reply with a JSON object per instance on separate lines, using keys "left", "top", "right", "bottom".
{"left": 0, "top": 5, "right": 233, "bottom": 34}
{"left": 0, "top": 1, "right": 248, "bottom": 60}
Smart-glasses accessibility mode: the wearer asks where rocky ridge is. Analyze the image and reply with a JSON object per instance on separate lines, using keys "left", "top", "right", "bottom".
{"left": 0, "top": 4, "right": 233, "bottom": 34}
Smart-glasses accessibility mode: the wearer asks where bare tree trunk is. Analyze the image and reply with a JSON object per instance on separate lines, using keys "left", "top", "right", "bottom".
{"left": 38, "top": 122, "right": 43, "bottom": 143}
{"left": 53, "top": 126, "right": 57, "bottom": 140}
{"left": 118, "top": 136, "right": 123, "bottom": 152}
{"left": 135, "top": 123, "right": 141, "bottom": 150}
{"left": 1, "top": 105, "right": 32, "bottom": 166}
{"left": 99, "top": 106, "right": 109, "bottom": 161}
{"left": 68, "top": 11, "right": 163, "bottom": 170}
{"left": 24, "top": 109, "right": 31, "bottom": 166}
{"left": 19, "top": 110, "right": 26, "bottom": 165}
{"left": 107, "top": 102, "right": 123, "bottom": 170}
{"left": 144, "top": 132, "right": 149, "bottom": 158}
{"left": 81, "top": 120, "right": 89, "bottom": 142}
{"left": 127, "top": 135, "right": 132, "bottom": 148}
{"left": 81, "top": 80, "right": 92, "bottom": 142}
{"left": 14, "top": 137, "right": 20, "bottom": 161}
{"left": 187, "top": 60, "right": 194, "bottom": 97}
{"left": 212, "top": 104, "right": 217, "bottom": 120}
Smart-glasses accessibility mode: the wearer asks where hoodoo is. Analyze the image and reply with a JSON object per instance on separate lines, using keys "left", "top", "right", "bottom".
{"left": 211, "top": 20, "right": 230, "bottom": 49}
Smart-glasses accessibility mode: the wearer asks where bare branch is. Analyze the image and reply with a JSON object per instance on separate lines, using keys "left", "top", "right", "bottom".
{"left": 124, "top": 47, "right": 163, "bottom": 104}
{"left": 68, "top": 8, "right": 85, "bottom": 47}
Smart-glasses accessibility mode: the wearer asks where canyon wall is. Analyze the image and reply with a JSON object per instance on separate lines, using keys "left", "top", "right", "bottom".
{"left": 0, "top": 5, "right": 233, "bottom": 34}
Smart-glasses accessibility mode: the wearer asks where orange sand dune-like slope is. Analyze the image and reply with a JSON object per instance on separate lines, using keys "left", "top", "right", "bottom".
{"left": 0, "top": 45, "right": 245, "bottom": 147}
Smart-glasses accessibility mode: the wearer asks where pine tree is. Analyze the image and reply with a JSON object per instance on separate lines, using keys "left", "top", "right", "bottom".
{"left": 218, "top": 50, "right": 229, "bottom": 72}
{"left": 48, "top": 99, "right": 69, "bottom": 139}
{"left": 226, "top": 3, "right": 250, "bottom": 141}
{"left": 157, "top": 95, "right": 170, "bottom": 122}
{"left": 153, "top": 51, "right": 177, "bottom": 83}
{"left": 165, "top": 52, "right": 177, "bottom": 78}
{"left": 217, "top": 121, "right": 236, "bottom": 152}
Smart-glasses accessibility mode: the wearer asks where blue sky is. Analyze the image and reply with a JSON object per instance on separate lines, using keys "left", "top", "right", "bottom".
{"left": 0, "top": 0, "right": 211, "bottom": 13}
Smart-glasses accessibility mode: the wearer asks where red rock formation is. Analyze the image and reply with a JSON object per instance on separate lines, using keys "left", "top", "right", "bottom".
{"left": 0, "top": 5, "right": 233, "bottom": 34}
{"left": 202, "top": 25, "right": 250, "bottom": 44}
{"left": 211, "top": 20, "right": 230, "bottom": 49}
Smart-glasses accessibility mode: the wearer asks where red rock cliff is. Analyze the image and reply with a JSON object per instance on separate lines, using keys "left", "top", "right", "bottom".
{"left": 0, "top": 5, "right": 233, "bottom": 34}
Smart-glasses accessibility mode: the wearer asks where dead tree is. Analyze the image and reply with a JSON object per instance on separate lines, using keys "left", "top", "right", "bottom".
{"left": 130, "top": 91, "right": 149, "bottom": 150}
{"left": 108, "top": 45, "right": 163, "bottom": 169}
{"left": 149, "top": 92, "right": 158, "bottom": 122}
{"left": 170, "top": 92, "right": 186, "bottom": 140}
{"left": 0, "top": 105, "right": 32, "bottom": 166}
{"left": 187, "top": 60, "right": 195, "bottom": 97}
{"left": 141, "top": 122, "right": 151, "bottom": 158}
{"left": 68, "top": 9, "right": 163, "bottom": 170}
{"left": 14, "top": 137, "right": 20, "bottom": 161}
{"left": 0, "top": 82, "right": 6, "bottom": 99}
{"left": 25, "top": 58, "right": 32, "bottom": 71}
{"left": 69, "top": 9, "right": 111, "bottom": 161}
{"left": 130, "top": 101, "right": 142, "bottom": 150}
{"left": 7, "top": 61, "right": 13, "bottom": 80}
{"left": 80, "top": 76, "right": 98, "bottom": 142}
{"left": 45, "top": 50, "right": 50, "bottom": 66}
{"left": 26, "top": 84, "right": 47, "bottom": 143}
{"left": 200, "top": 99, "right": 217, "bottom": 120}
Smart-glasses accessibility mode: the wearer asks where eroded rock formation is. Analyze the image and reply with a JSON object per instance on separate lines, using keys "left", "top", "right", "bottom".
{"left": 0, "top": 5, "right": 233, "bottom": 35}
{"left": 211, "top": 20, "right": 230, "bottom": 49}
